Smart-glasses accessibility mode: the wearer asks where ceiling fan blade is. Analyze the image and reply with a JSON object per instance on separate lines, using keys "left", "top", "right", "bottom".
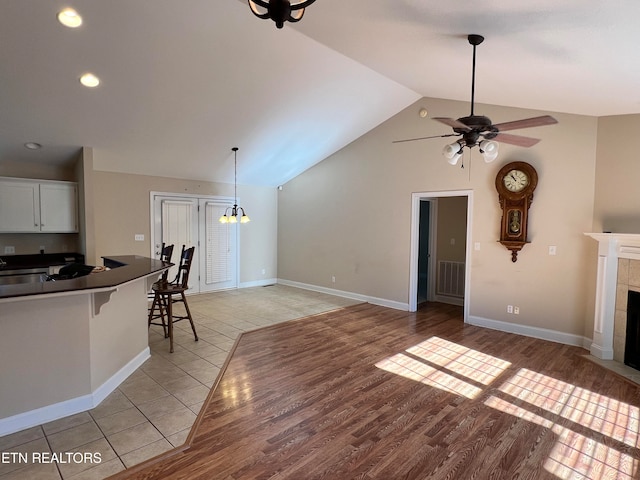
{"left": 392, "top": 133, "right": 460, "bottom": 144}
{"left": 432, "top": 117, "right": 471, "bottom": 131}
{"left": 492, "top": 133, "right": 540, "bottom": 147}
{"left": 493, "top": 115, "right": 558, "bottom": 132}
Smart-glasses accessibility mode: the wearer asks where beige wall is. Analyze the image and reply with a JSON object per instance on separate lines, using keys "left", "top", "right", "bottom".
{"left": 76, "top": 147, "right": 96, "bottom": 263}
{"left": 278, "top": 97, "right": 598, "bottom": 338}
{"left": 594, "top": 114, "right": 640, "bottom": 233}
{"left": 436, "top": 196, "right": 467, "bottom": 264}
{"left": 92, "top": 170, "right": 278, "bottom": 284}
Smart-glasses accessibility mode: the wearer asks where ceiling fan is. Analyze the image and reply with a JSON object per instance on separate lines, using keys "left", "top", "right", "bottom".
{"left": 394, "top": 34, "right": 558, "bottom": 165}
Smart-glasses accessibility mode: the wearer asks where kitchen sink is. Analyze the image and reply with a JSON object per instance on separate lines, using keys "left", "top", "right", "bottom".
{"left": 0, "top": 268, "right": 49, "bottom": 285}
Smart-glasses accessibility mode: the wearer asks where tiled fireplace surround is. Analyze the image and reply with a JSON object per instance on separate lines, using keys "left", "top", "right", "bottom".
{"left": 587, "top": 233, "right": 640, "bottom": 364}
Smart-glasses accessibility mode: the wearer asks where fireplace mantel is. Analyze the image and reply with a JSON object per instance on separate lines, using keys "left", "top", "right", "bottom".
{"left": 585, "top": 233, "right": 640, "bottom": 359}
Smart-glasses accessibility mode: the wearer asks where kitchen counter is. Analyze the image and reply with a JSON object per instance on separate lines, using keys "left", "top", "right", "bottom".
{"left": 0, "top": 255, "right": 169, "bottom": 300}
{"left": 0, "top": 255, "right": 170, "bottom": 436}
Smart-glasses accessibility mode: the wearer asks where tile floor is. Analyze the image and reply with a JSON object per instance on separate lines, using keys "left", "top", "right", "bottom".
{"left": 0, "top": 285, "right": 359, "bottom": 480}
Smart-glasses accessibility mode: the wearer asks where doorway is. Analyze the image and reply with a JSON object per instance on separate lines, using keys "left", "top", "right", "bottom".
{"left": 417, "top": 199, "right": 433, "bottom": 306}
{"left": 150, "top": 192, "right": 238, "bottom": 294}
{"left": 409, "top": 190, "right": 472, "bottom": 323}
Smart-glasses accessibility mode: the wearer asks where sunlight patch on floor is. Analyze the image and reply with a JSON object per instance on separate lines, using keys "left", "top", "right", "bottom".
{"left": 486, "top": 368, "right": 640, "bottom": 479}
{"left": 499, "top": 368, "right": 640, "bottom": 448}
{"left": 407, "top": 337, "right": 511, "bottom": 386}
{"left": 375, "top": 336, "right": 511, "bottom": 399}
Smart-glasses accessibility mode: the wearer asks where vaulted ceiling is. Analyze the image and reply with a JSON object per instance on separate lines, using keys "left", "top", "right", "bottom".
{"left": 2, "top": 1, "right": 638, "bottom": 186}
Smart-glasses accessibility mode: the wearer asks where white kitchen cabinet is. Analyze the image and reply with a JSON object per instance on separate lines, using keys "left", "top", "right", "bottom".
{"left": 40, "top": 182, "right": 78, "bottom": 232}
{"left": 0, "top": 177, "right": 78, "bottom": 233}
{"left": 0, "top": 179, "right": 40, "bottom": 232}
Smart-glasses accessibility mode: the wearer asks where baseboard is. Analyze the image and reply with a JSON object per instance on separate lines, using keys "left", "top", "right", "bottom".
{"left": 276, "top": 278, "right": 409, "bottom": 311}
{"left": 91, "top": 347, "right": 151, "bottom": 406}
{"left": 589, "top": 343, "right": 614, "bottom": 360}
{"left": 434, "top": 294, "right": 464, "bottom": 306}
{"left": 239, "top": 278, "right": 278, "bottom": 289}
{"left": 468, "top": 315, "right": 590, "bottom": 348}
{"left": 0, "top": 347, "right": 150, "bottom": 437}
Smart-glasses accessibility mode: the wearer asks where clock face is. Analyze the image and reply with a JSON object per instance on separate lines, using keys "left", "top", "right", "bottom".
{"left": 503, "top": 169, "right": 529, "bottom": 193}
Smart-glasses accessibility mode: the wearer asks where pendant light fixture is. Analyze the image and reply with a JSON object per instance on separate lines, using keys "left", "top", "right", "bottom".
{"left": 248, "top": 0, "right": 317, "bottom": 29}
{"left": 219, "top": 148, "right": 250, "bottom": 224}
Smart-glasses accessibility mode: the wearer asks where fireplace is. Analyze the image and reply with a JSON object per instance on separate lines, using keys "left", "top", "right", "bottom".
{"left": 585, "top": 233, "right": 640, "bottom": 361}
{"left": 626, "top": 290, "right": 640, "bottom": 370}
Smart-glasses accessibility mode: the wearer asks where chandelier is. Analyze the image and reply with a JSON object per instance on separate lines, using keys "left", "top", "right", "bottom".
{"left": 219, "top": 148, "right": 250, "bottom": 224}
{"left": 248, "top": 0, "right": 317, "bottom": 29}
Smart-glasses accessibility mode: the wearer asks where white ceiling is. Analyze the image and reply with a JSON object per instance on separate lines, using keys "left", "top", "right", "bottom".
{"left": 2, "top": 1, "right": 639, "bottom": 186}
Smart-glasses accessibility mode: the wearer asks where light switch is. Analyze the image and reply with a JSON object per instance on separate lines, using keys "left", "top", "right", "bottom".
{"left": 549, "top": 245, "right": 557, "bottom": 255}
{"left": 474, "top": 242, "right": 481, "bottom": 251}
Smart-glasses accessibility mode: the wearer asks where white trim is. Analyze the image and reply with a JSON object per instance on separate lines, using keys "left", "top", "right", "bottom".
{"left": 0, "top": 348, "right": 149, "bottom": 436}
{"left": 239, "top": 278, "right": 278, "bottom": 288}
{"left": 92, "top": 347, "right": 150, "bottom": 406}
{"left": 590, "top": 342, "right": 614, "bottom": 360}
{"left": 468, "top": 315, "right": 590, "bottom": 348}
{"left": 434, "top": 294, "right": 464, "bottom": 306}
{"left": 277, "top": 278, "right": 409, "bottom": 311}
{"left": 408, "top": 190, "right": 473, "bottom": 324}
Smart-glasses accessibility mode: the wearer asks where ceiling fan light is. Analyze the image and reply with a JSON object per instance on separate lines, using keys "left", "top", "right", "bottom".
{"left": 447, "top": 153, "right": 462, "bottom": 166}
{"left": 443, "top": 142, "right": 463, "bottom": 165}
{"left": 479, "top": 140, "right": 499, "bottom": 162}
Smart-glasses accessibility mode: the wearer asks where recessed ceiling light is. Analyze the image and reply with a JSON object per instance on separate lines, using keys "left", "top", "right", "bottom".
{"left": 80, "top": 73, "right": 100, "bottom": 88}
{"left": 24, "top": 142, "right": 42, "bottom": 150}
{"left": 57, "top": 8, "right": 82, "bottom": 28}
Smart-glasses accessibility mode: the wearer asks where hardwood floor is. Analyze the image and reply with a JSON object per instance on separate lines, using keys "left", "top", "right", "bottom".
{"left": 109, "top": 302, "right": 640, "bottom": 479}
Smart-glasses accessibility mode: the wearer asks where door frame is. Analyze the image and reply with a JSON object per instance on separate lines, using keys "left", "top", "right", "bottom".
{"left": 417, "top": 198, "right": 438, "bottom": 305}
{"left": 149, "top": 191, "right": 237, "bottom": 292}
{"left": 408, "top": 189, "right": 473, "bottom": 324}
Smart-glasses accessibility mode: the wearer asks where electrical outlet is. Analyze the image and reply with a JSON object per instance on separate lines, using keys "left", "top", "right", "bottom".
{"left": 474, "top": 242, "right": 481, "bottom": 251}
{"left": 4, "top": 246, "right": 15, "bottom": 254}
{"left": 134, "top": 234, "right": 145, "bottom": 241}
{"left": 450, "top": 238, "right": 456, "bottom": 245}
{"left": 507, "top": 305, "right": 513, "bottom": 314}
{"left": 261, "top": 268, "right": 266, "bottom": 275}
{"left": 514, "top": 306, "right": 520, "bottom": 315}
{"left": 331, "top": 275, "right": 336, "bottom": 283}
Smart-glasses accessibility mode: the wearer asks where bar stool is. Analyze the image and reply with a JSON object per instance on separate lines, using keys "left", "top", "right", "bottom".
{"left": 148, "top": 245, "right": 198, "bottom": 353}
{"left": 147, "top": 243, "right": 174, "bottom": 336}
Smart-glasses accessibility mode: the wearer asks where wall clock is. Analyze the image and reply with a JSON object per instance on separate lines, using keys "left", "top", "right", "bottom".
{"left": 495, "top": 161, "right": 538, "bottom": 262}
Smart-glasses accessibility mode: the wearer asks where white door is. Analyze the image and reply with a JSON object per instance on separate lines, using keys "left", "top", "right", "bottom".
{"left": 153, "top": 196, "right": 199, "bottom": 293}
{"left": 198, "top": 199, "right": 238, "bottom": 292}
{"left": 152, "top": 194, "right": 237, "bottom": 294}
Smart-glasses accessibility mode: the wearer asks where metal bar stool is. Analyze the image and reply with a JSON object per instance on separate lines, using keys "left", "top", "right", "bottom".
{"left": 148, "top": 245, "right": 198, "bottom": 353}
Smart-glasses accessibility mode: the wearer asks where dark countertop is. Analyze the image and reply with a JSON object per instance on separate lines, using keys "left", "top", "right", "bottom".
{"left": 0, "top": 252, "right": 85, "bottom": 271}
{"left": 0, "top": 255, "right": 169, "bottom": 300}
